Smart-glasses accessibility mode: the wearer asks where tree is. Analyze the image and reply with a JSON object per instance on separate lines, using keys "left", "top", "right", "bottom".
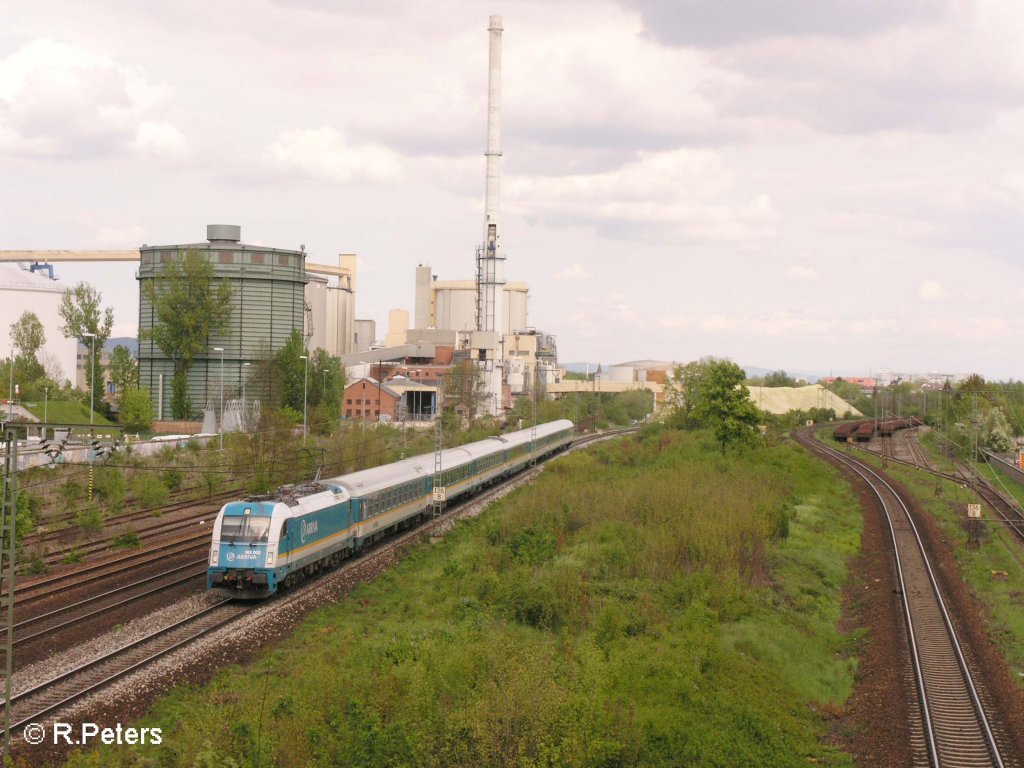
{"left": 442, "top": 359, "right": 488, "bottom": 425}
{"left": 694, "top": 360, "right": 762, "bottom": 454}
{"left": 763, "top": 370, "right": 798, "bottom": 387}
{"left": 120, "top": 387, "right": 154, "bottom": 432}
{"left": 311, "top": 348, "right": 343, "bottom": 409}
{"left": 668, "top": 358, "right": 761, "bottom": 453}
{"left": 983, "top": 407, "right": 1014, "bottom": 453}
{"left": 141, "top": 250, "right": 234, "bottom": 419}
{"left": 665, "top": 358, "right": 714, "bottom": 429}
{"left": 58, "top": 282, "right": 114, "bottom": 404}
{"left": 273, "top": 330, "right": 308, "bottom": 412}
{"left": 107, "top": 345, "right": 139, "bottom": 400}
{"left": 10, "top": 311, "right": 45, "bottom": 362}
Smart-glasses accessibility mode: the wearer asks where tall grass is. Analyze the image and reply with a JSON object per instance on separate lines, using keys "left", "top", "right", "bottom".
{"left": 65, "top": 427, "right": 861, "bottom": 768}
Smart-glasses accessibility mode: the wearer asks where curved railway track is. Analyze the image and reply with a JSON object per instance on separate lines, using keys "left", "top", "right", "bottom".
{"left": 0, "top": 600, "right": 247, "bottom": 738}
{"left": 798, "top": 428, "right": 1007, "bottom": 767}
{"left": 849, "top": 427, "right": 1024, "bottom": 544}
{"left": 1, "top": 428, "right": 635, "bottom": 745}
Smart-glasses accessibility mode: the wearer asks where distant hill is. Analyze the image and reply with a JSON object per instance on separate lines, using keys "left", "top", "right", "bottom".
{"left": 743, "top": 366, "right": 821, "bottom": 384}
{"left": 106, "top": 337, "right": 138, "bottom": 355}
{"left": 562, "top": 362, "right": 601, "bottom": 375}
{"left": 564, "top": 361, "right": 822, "bottom": 383}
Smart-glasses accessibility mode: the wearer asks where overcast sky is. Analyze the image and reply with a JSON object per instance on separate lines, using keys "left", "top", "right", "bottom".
{"left": 3, "top": 1, "right": 1024, "bottom": 379}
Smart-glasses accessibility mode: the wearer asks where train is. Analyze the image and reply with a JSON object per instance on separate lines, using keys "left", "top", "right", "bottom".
{"left": 832, "top": 417, "right": 923, "bottom": 442}
{"left": 207, "top": 419, "right": 575, "bottom": 598}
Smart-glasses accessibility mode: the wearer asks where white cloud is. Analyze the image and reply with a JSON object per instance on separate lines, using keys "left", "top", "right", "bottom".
{"left": 918, "top": 280, "right": 947, "bottom": 301}
{"left": 0, "top": 39, "right": 185, "bottom": 160}
{"left": 264, "top": 127, "right": 404, "bottom": 185}
{"left": 507, "top": 149, "right": 776, "bottom": 242}
{"left": 134, "top": 121, "right": 188, "bottom": 157}
{"left": 87, "top": 224, "right": 146, "bottom": 248}
{"left": 555, "top": 263, "right": 592, "bottom": 280}
{"left": 785, "top": 265, "right": 819, "bottom": 281}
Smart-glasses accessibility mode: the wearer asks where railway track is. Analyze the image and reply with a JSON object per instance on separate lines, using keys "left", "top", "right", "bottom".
{"left": 29, "top": 498, "right": 228, "bottom": 569}
{"left": 1, "top": 600, "right": 247, "bottom": 738}
{"left": 798, "top": 428, "right": 1007, "bottom": 767}
{"left": 12, "top": 560, "right": 206, "bottom": 649}
{"left": 26, "top": 488, "right": 242, "bottom": 544}
{"left": 1, "top": 427, "right": 635, "bottom": 745}
{"left": 849, "top": 428, "right": 1024, "bottom": 544}
{"left": 8, "top": 534, "right": 208, "bottom": 608}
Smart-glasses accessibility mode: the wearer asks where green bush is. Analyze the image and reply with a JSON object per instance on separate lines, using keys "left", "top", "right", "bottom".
{"left": 92, "top": 467, "right": 126, "bottom": 513}
{"left": 58, "top": 479, "right": 84, "bottom": 512}
{"left": 74, "top": 504, "right": 105, "bottom": 534}
{"left": 120, "top": 387, "right": 154, "bottom": 432}
{"left": 130, "top": 473, "right": 170, "bottom": 510}
{"left": 111, "top": 531, "right": 141, "bottom": 549}
{"left": 161, "top": 468, "right": 185, "bottom": 492}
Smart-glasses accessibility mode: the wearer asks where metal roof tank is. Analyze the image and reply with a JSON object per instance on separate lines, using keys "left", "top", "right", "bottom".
{"left": 137, "top": 225, "right": 307, "bottom": 420}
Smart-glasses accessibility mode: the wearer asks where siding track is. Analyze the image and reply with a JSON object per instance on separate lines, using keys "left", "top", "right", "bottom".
{"left": 798, "top": 428, "right": 1007, "bottom": 767}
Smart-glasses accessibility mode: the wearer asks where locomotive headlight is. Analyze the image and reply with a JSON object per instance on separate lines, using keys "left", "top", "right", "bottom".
{"left": 210, "top": 547, "right": 219, "bottom": 566}
{"left": 266, "top": 551, "right": 275, "bottom": 566}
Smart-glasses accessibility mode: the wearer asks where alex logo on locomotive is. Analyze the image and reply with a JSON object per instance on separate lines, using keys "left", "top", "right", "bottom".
{"left": 299, "top": 519, "right": 319, "bottom": 544}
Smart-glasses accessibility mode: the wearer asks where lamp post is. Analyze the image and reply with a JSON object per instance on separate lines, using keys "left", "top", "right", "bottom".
{"left": 214, "top": 347, "right": 224, "bottom": 450}
{"left": 82, "top": 332, "right": 96, "bottom": 426}
{"left": 44, "top": 387, "right": 48, "bottom": 423}
{"left": 300, "top": 354, "right": 309, "bottom": 442}
{"left": 241, "top": 362, "right": 250, "bottom": 431}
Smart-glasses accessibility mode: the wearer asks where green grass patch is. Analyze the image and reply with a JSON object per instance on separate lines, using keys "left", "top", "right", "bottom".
{"left": 23, "top": 400, "right": 115, "bottom": 427}
{"left": 65, "top": 427, "right": 862, "bottom": 768}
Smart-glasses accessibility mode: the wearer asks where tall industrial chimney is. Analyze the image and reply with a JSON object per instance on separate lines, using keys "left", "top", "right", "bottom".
{"left": 476, "top": 14, "right": 506, "bottom": 416}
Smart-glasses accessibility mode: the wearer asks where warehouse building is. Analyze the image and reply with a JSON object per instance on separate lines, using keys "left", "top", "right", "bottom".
{"left": 0, "top": 264, "right": 77, "bottom": 386}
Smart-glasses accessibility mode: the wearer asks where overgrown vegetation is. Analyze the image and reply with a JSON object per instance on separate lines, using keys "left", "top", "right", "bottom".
{"left": 111, "top": 531, "right": 141, "bottom": 549}
{"left": 66, "top": 428, "right": 862, "bottom": 767}
{"left": 664, "top": 357, "right": 762, "bottom": 453}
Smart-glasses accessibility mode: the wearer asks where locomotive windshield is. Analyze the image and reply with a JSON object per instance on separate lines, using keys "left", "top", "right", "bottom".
{"left": 220, "top": 515, "right": 271, "bottom": 542}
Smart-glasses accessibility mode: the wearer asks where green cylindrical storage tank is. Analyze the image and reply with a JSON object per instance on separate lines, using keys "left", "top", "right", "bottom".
{"left": 137, "top": 224, "right": 307, "bottom": 421}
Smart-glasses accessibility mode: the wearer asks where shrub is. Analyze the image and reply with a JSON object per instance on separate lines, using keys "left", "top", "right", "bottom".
{"left": 58, "top": 479, "right": 84, "bottom": 512}
{"left": 162, "top": 468, "right": 185, "bottom": 492}
{"left": 92, "top": 467, "right": 126, "bottom": 513}
{"left": 120, "top": 387, "right": 154, "bottom": 432}
{"left": 25, "top": 547, "right": 48, "bottom": 575}
{"left": 111, "top": 531, "right": 141, "bottom": 549}
{"left": 74, "top": 504, "right": 105, "bottom": 534}
{"left": 130, "top": 473, "right": 170, "bottom": 510}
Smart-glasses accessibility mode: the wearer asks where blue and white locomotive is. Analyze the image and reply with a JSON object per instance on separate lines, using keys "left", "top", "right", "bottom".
{"left": 207, "top": 419, "right": 574, "bottom": 598}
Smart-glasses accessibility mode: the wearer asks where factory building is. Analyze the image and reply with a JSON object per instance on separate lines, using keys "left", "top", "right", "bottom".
{"left": 304, "top": 254, "right": 356, "bottom": 358}
{"left": 504, "top": 329, "right": 559, "bottom": 395}
{"left": 138, "top": 225, "right": 308, "bottom": 419}
{"left": 414, "top": 265, "right": 527, "bottom": 334}
{"left": 353, "top": 319, "right": 377, "bottom": 353}
{"left": 0, "top": 264, "right": 77, "bottom": 386}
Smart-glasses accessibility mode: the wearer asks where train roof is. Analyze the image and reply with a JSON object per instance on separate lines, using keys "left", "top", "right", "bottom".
{"left": 324, "top": 419, "right": 574, "bottom": 498}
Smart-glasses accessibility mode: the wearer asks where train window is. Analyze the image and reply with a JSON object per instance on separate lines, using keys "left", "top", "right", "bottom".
{"left": 220, "top": 516, "right": 271, "bottom": 542}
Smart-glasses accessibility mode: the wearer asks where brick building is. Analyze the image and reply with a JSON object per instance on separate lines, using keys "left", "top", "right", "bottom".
{"left": 343, "top": 378, "right": 400, "bottom": 421}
